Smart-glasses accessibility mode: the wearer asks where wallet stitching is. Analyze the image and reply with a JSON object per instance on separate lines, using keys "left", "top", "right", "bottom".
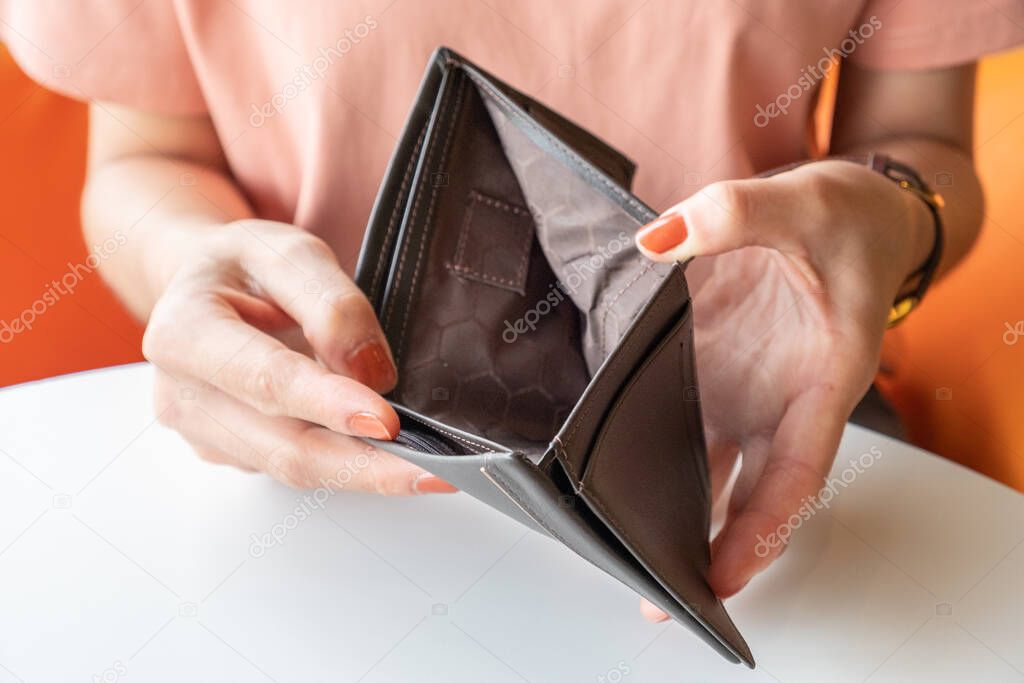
{"left": 464, "top": 68, "right": 660, "bottom": 364}
{"left": 371, "top": 121, "right": 430, "bottom": 304}
{"left": 449, "top": 264, "right": 524, "bottom": 289}
{"left": 451, "top": 197, "right": 474, "bottom": 269}
{"left": 467, "top": 189, "right": 530, "bottom": 216}
{"left": 449, "top": 190, "right": 532, "bottom": 291}
{"left": 597, "top": 260, "right": 657, "bottom": 359}
{"left": 395, "top": 75, "right": 468, "bottom": 367}
{"left": 383, "top": 75, "right": 457, "bottom": 331}
{"left": 463, "top": 69, "right": 647, "bottom": 215}
{"left": 487, "top": 465, "right": 574, "bottom": 547}
{"left": 403, "top": 413, "right": 494, "bottom": 454}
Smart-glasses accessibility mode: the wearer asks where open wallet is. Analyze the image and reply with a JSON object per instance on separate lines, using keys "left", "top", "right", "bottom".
{"left": 354, "top": 47, "right": 753, "bottom": 667}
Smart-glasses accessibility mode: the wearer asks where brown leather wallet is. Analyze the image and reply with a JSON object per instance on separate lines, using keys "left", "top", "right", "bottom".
{"left": 354, "top": 46, "right": 752, "bottom": 667}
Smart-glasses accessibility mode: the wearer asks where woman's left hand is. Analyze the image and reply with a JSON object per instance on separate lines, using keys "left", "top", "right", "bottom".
{"left": 634, "top": 159, "right": 934, "bottom": 617}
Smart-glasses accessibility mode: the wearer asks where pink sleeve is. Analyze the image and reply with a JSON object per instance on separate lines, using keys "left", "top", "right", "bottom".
{"left": 0, "top": 0, "right": 206, "bottom": 114}
{"left": 848, "top": 0, "right": 1024, "bottom": 70}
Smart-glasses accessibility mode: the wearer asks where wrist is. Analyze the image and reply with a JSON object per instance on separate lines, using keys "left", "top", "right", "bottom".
{"left": 141, "top": 216, "right": 232, "bottom": 298}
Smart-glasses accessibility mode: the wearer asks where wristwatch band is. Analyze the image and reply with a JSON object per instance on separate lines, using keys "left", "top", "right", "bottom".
{"left": 874, "top": 157, "right": 945, "bottom": 327}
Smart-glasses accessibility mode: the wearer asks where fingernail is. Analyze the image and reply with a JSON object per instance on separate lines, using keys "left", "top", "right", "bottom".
{"left": 348, "top": 412, "right": 395, "bottom": 439}
{"left": 636, "top": 213, "right": 688, "bottom": 254}
{"left": 640, "top": 600, "right": 671, "bottom": 623}
{"left": 413, "top": 474, "right": 459, "bottom": 494}
{"left": 347, "top": 341, "right": 397, "bottom": 392}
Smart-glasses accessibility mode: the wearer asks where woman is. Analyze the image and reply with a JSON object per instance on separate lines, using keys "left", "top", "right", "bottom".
{"left": 3, "top": 0, "right": 1021, "bottom": 615}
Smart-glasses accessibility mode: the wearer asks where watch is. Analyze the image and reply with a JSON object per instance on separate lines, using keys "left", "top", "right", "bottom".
{"left": 874, "top": 156, "right": 946, "bottom": 327}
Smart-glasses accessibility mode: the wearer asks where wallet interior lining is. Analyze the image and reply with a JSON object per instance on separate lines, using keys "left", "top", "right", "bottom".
{"left": 383, "top": 70, "right": 670, "bottom": 455}
{"left": 478, "top": 83, "right": 671, "bottom": 374}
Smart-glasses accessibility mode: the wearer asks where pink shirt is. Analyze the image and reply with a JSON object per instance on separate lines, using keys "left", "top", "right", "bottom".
{"left": 3, "top": 0, "right": 1022, "bottom": 272}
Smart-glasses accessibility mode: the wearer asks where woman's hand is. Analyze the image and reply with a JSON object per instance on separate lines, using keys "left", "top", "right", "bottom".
{"left": 79, "top": 104, "right": 454, "bottom": 495}
{"left": 634, "top": 160, "right": 934, "bottom": 615}
{"left": 143, "top": 218, "right": 456, "bottom": 495}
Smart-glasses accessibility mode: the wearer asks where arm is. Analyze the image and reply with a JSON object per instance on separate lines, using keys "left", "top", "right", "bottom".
{"left": 831, "top": 61, "right": 983, "bottom": 277}
{"left": 82, "top": 103, "right": 253, "bottom": 318}
{"left": 81, "top": 103, "right": 454, "bottom": 495}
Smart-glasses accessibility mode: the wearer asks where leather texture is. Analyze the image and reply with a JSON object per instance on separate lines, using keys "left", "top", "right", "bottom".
{"left": 354, "top": 46, "right": 753, "bottom": 667}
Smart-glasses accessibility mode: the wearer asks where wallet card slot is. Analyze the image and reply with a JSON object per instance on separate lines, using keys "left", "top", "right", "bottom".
{"left": 393, "top": 426, "right": 460, "bottom": 456}
{"left": 356, "top": 50, "right": 450, "bottom": 310}
{"left": 572, "top": 309, "right": 751, "bottom": 666}
{"left": 551, "top": 266, "right": 690, "bottom": 483}
{"left": 363, "top": 408, "right": 547, "bottom": 533}
{"left": 395, "top": 407, "right": 496, "bottom": 456}
{"left": 447, "top": 189, "right": 533, "bottom": 295}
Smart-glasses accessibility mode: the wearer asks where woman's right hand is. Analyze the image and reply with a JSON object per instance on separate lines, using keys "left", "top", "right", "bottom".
{"left": 143, "top": 218, "right": 456, "bottom": 495}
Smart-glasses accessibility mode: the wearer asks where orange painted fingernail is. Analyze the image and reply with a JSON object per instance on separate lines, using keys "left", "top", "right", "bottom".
{"left": 413, "top": 474, "right": 459, "bottom": 494}
{"left": 640, "top": 600, "right": 671, "bottom": 623}
{"left": 348, "top": 412, "right": 395, "bottom": 439}
{"left": 636, "top": 214, "right": 688, "bottom": 254}
{"left": 347, "top": 341, "right": 397, "bottom": 392}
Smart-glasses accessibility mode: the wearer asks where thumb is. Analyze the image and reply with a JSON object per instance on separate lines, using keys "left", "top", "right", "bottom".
{"left": 635, "top": 177, "right": 801, "bottom": 263}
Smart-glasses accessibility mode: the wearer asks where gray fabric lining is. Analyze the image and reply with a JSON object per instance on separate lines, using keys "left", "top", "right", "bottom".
{"left": 483, "top": 99, "right": 672, "bottom": 375}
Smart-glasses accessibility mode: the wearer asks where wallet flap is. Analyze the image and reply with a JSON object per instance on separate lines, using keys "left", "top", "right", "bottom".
{"left": 577, "top": 307, "right": 751, "bottom": 665}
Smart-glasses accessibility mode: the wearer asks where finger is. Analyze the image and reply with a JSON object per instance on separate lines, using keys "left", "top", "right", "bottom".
{"left": 640, "top": 598, "right": 670, "bottom": 623}
{"left": 157, "top": 375, "right": 455, "bottom": 494}
{"left": 233, "top": 221, "right": 396, "bottom": 392}
{"left": 144, "top": 291, "right": 399, "bottom": 439}
{"left": 635, "top": 175, "right": 810, "bottom": 265}
{"left": 707, "top": 386, "right": 848, "bottom": 597}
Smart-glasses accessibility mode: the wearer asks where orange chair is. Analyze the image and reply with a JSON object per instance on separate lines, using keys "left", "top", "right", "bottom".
{"left": 1, "top": 43, "right": 1021, "bottom": 492}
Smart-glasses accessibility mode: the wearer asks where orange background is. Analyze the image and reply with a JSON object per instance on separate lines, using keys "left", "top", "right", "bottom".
{"left": 0, "top": 45, "right": 144, "bottom": 384}
{"left": 1, "top": 45, "right": 1022, "bottom": 491}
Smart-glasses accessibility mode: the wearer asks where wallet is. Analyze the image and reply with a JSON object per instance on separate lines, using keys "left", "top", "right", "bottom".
{"left": 354, "top": 47, "right": 753, "bottom": 667}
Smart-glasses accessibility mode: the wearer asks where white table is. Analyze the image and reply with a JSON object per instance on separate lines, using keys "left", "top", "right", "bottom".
{"left": 0, "top": 363, "right": 1021, "bottom": 683}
